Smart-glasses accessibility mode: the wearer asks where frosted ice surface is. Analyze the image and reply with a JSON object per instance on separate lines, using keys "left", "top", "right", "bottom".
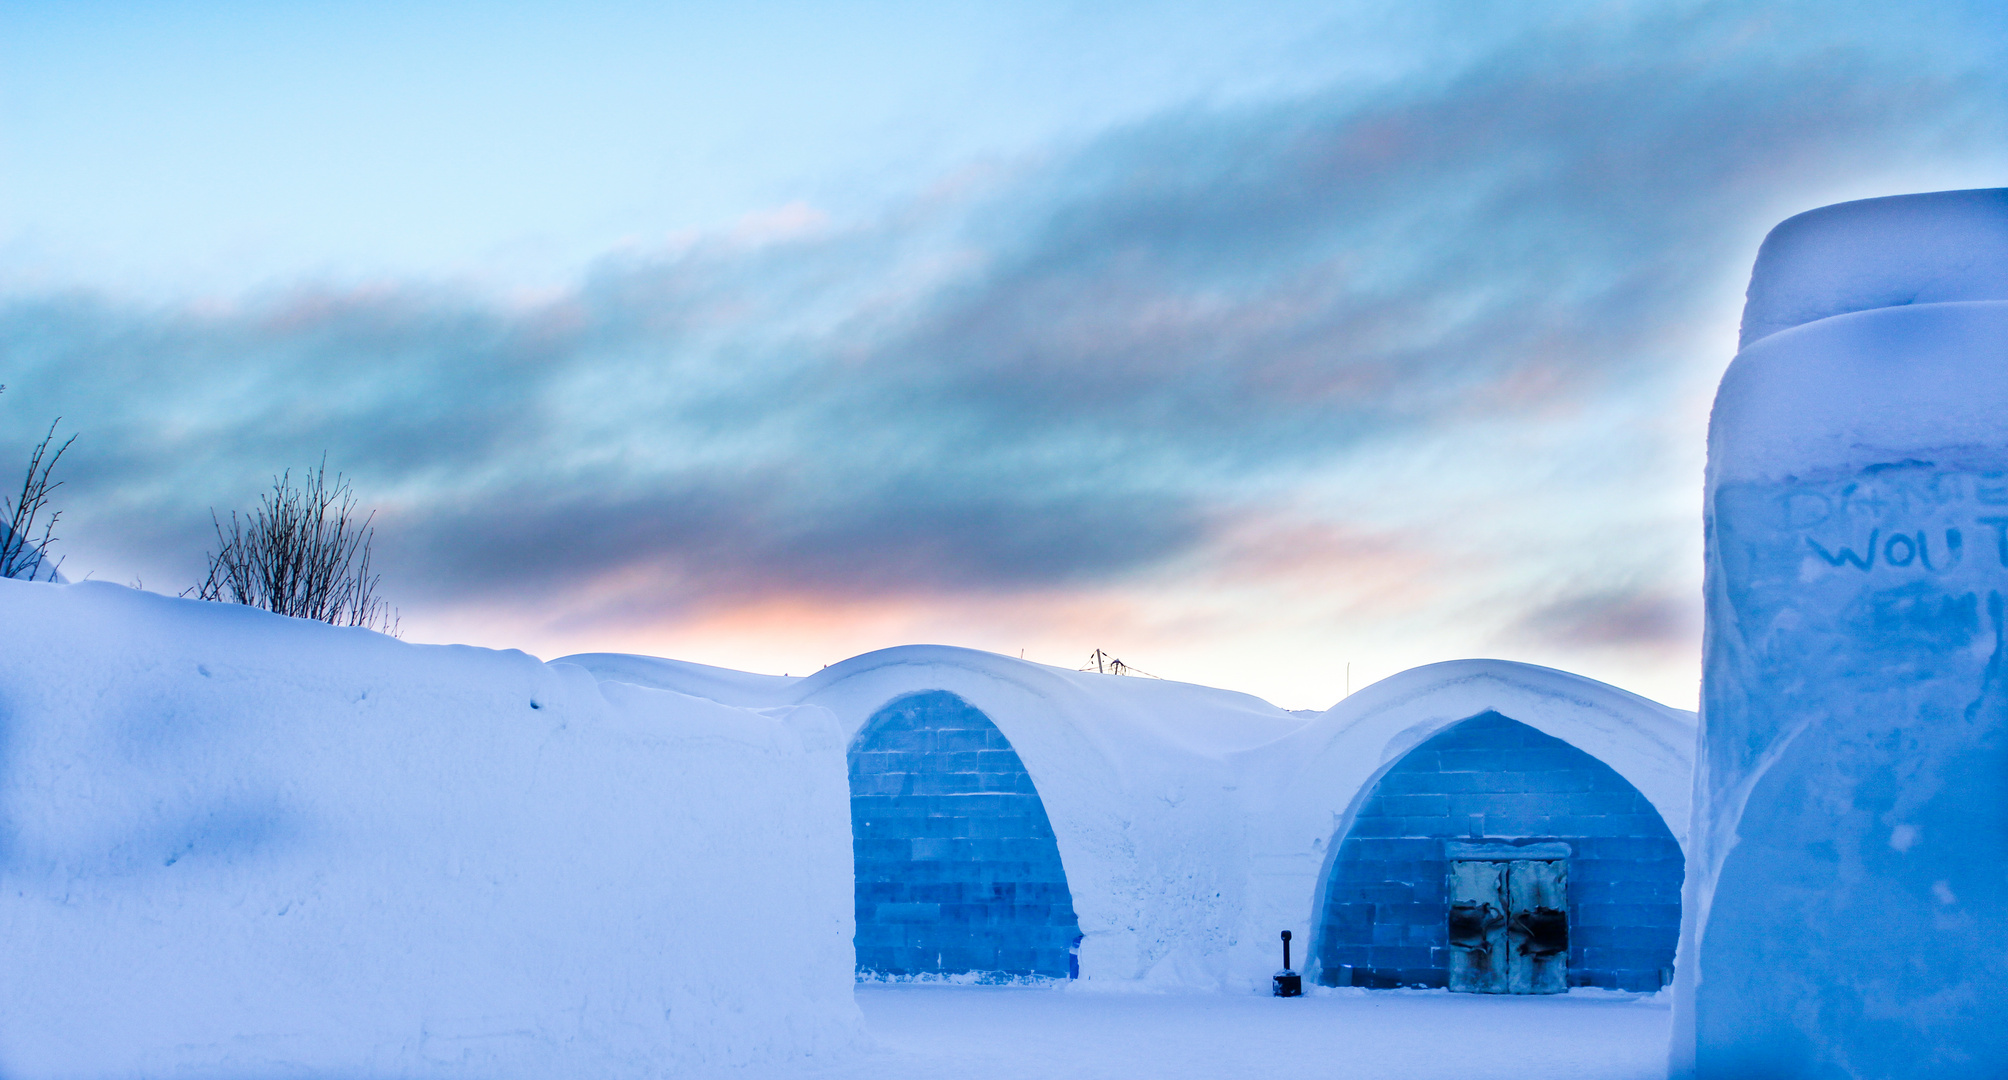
{"left": 1684, "top": 190, "right": 2008, "bottom": 1079}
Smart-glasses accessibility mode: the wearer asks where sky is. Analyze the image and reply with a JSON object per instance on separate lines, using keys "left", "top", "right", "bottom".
{"left": 2, "top": 1, "right": 2004, "bottom": 710}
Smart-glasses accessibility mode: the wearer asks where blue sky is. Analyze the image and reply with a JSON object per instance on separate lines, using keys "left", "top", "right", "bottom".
{"left": 3, "top": 1, "right": 2004, "bottom": 708}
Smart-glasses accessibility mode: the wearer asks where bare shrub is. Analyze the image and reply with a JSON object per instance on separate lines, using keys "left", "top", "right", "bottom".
{"left": 0, "top": 386, "right": 75, "bottom": 581}
{"left": 198, "top": 461, "right": 399, "bottom": 634}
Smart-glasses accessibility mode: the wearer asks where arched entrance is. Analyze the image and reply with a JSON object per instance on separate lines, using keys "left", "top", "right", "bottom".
{"left": 849, "top": 690, "right": 1081, "bottom": 979}
{"left": 1315, "top": 711, "right": 1681, "bottom": 991}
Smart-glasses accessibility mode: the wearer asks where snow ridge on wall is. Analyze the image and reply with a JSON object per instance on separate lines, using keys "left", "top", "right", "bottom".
{"left": 0, "top": 581, "right": 863, "bottom": 1080}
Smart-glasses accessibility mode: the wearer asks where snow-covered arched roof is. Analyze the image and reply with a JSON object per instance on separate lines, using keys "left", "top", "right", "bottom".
{"left": 1228, "top": 658, "right": 1696, "bottom": 987}
{"left": 557, "top": 649, "right": 1696, "bottom": 990}
{"left": 1250, "top": 658, "right": 1696, "bottom": 842}
{"left": 559, "top": 644, "right": 1301, "bottom": 754}
{"left": 557, "top": 644, "right": 1305, "bottom": 984}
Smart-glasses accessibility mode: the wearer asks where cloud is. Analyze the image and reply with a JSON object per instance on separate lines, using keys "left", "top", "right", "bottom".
{"left": 1, "top": 0, "right": 2001, "bottom": 655}
{"left": 384, "top": 478, "right": 1209, "bottom": 608}
{"left": 1515, "top": 589, "right": 1701, "bottom": 651}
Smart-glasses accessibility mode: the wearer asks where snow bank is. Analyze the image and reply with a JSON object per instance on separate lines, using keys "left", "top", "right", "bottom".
{"left": 1684, "top": 190, "right": 2008, "bottom": 1078}
{"left": 0, "top": 581, "right": 863, "bottom": 1079}
{"left": 815, "top": 982, "right": 1674, "bottom": 1080}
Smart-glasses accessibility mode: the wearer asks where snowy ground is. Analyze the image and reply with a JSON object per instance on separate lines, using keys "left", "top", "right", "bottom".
{"left": 783, "top": 984, "right": 1671, "bottom": 1080}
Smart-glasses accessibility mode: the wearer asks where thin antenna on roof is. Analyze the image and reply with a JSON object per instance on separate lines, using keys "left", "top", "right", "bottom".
{"left": 1080, "top": 649, "right": 1163, "bottom": 679}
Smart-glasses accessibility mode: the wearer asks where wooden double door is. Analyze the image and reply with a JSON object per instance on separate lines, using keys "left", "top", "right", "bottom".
{"left": 1447, "top": 859, "right": 1568, "bottom": 994}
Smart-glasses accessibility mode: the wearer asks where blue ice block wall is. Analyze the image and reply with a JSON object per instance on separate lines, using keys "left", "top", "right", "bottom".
{"left": 1315, "top": 712, "right": 1682, "bottom": 990}
{"left": 1699, "top": 458, "right": 2008, "bottom": 1075}
{"left": 849, "top": 690, "right": 1081, "bottom": 979}
{"left": 1683, "top": 192, "right": 2008, "bottom": 1079}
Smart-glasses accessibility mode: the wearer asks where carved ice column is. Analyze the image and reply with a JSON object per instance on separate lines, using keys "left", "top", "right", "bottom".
{"left": 1675, "top": 190, "right": 2008, "bottom": 1079}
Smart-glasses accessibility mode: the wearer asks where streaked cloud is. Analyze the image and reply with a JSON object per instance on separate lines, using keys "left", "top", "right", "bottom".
{"left": 2, "top": 2, "right": 2002, "bottom": 707}
{"left": 1517, "top": 589, "right": 1699, "bottom": 652}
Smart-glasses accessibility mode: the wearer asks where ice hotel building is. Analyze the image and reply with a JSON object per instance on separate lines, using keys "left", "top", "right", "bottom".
{"left": 567, "top": 645, "right": 1694, "bottom": 993}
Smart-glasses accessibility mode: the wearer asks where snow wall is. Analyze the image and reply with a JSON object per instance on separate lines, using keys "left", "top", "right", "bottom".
{"left": 0, "top": 581, "right": 864, "bottom": 1079}
{"left": 565, "top": 650, "right": 1694, "bottom": 993}
{"left": 1677, "top": 188, "right": 2008, "bottom": 1079}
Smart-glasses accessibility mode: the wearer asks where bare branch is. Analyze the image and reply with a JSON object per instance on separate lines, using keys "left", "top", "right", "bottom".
{"left": 1, "top": 417, "right": 75, "bottom": 581}
{"left": 198, "top": 458, "right": 400, "bottom": 635}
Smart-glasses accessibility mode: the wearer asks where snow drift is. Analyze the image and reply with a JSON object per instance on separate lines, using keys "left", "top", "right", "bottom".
{"left": 0, "top": 580, "right": 863, "bottom": 1079}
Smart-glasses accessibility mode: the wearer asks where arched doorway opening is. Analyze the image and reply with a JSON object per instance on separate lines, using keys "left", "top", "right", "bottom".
{"left": 1315, "top": 711, "right": 1681, "bottom": 992}
{"left": 849, "top": 690, "right": 1081, "bottom": 979}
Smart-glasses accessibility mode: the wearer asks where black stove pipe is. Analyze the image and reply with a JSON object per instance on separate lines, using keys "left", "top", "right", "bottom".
{"left": 1273, "top": 930, "right": 1302, "bottom": 997}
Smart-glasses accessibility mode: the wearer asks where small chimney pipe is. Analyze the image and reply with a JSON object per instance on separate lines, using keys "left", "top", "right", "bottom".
{"left": 1273, "top": 930, "right": 1302, "bottom": 997}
